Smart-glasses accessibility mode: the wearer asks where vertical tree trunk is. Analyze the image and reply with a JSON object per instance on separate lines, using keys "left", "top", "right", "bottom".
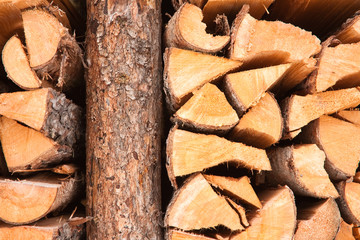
{"left": 85, "top": 0, "right": 163, "bottom": 239}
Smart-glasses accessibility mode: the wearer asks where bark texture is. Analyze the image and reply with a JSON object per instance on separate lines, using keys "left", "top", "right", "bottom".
{"left": 86, "top": 0, "right": 163, "bottom": 239}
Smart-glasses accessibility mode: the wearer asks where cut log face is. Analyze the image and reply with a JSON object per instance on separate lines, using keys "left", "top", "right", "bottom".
{"left": 165, "top": 173, "right": 243, "bottom": 231}
{"left": 166, "top": 127, "right": 271, "bottom": 187}
{"left": 204, "top": 175, "right": 262, "bottom": 209}
{"left": 165, "top": 3, "right": 230, "bottom": 53}
{"left": 299, "top": 115, "right": 360, "bottom": 181}
{"left": 267, "top": 144, "right": 339, "bottom": 198}
{"left": 0, "top": 116, "right": 72, "bottom": 172}
{"left": 167, "top": 230, "right": 216, "bottom": 240}
{"left": 294, "top": 198, "right": 341, "bottom": 240}
{"left": 230, "top": 186, "right": 297, "bottom": 240}
{"left": 229, "top": 5, "right": 321, "bottom": 67}
{"left": 2, "top": 35, "right": 41, "bottom": 90}
{"left": 163, "top": 47, "right": 242, "bottom": 111}
{"left": 282, "top": 88, "right": 360, "bottom": 139}
{"left": 335, "top": 220, "right": 356, "bottom": 240}
{"left": 0, "top": 88, "right": 82, "bottom": 147}
{"left": 172, "top": 83, "right": 239, "bottom": 134}
{"left": 336, "top": 13, "right": 360, "bottom": 44}
{"left": 335, "top": 110, "right": 360, "bottom": 126}
{"left": 226, "top": 198, "right": 249, "bottom": 227}
{"left": 336, "top": 181, "right": 360, "bottom": 225}
{"left": 0, "top": 173, "right": 82, "bottom": 225}
{"left": 229, "top": 93, "right": 282, "bottom": 148}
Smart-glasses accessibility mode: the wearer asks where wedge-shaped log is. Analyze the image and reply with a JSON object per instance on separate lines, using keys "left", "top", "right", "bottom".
{"left": 0, "top": 173, "right": 82, "bottom": 224}
{"left": 0, "top": 215, "right": 86, "bottom": 240}
{"left": 22, "top": 9, "right": 83, "bottom": 91}
{"left": 229, "top": 93, "right": 282, "bottom": 148}
{"left": 229, "top": 5, "right": 321, "bottom": 68}
{"left": 226, "top": 198, "right": 249, "bottom": 227}
{"left": 165, "top": 3, "right": 229, "bottom": 53}
{"left": 267, "top": 144, "right": 339, "bottom": 198}
{"left": 173, "top": 83, "right": 239, "bottom": 134}
{"left": 204, "top": 175, "right": 261, "bottom": 209}
{"left": 299, "top": 116, "right": 360, "bottom": 180}
{"left": 335, "top": 220, "right": 356, "bottom": 240}
{"left": 230, "top": 186, "right": 296, "bottom": 240}
{"left": 335, "top": 110, "right": 360, "bottom": 126}
{"left": 164, "top": 47, "right": 242, "bottom": 111}
{"left": 0, "top": 88, "right": 82, "bottom": 147}
{"left": 282, "top": 88, "right": 360, "bottom": 139}
{"left": 336, "top": 181, "right": 360, "bottom": 225}
{"left": 167, "top": 230, "right": 216, "bottom": 240}
{"left": 294, "top": 198, "right": 341, "bottom": 240}
{"left": 224, "top": 60, "right": 316, "bottom": 114}
{"left": 0, "top": 117, "right": 72, "bottom": 172}
{"left": 165, "top": 173, "right": 243, "bottom": 231}
{"left": 336, "top": 13, "right": 360, "bottom": 44}
{"left": 166, "top": 128, "right": 271, "bottom": 187}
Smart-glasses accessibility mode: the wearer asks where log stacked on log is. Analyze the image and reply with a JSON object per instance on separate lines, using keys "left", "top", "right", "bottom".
{"left": 0, "top": 2, "right": 86, "bottom": 238}
{"left": 163, "top": 3, "right": 360, "bottom": 239}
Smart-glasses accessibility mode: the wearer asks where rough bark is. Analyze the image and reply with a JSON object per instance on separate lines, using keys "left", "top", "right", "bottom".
{"left": 86, "top": 0, "right": 163, "bottom": 239}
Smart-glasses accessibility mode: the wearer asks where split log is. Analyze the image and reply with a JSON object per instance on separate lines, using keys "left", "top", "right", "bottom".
{"left": 336, "top": 12, "right": 360, "bottom": 44}
{"left": 229, "top": 5, "right": 321, "bottom": 68}
{"left": 335, "top": 110, "right": 360, "bottom": 126}
{"left": 226, "top": 198, "right": 249, "bottom": 227}
{"left": 12, "top": 163, "right": 79, "bottom": 175}
{"left": 224, "top": 60, "right": 316, "bottom": 114}
{"left": 0, "top": 173, "right": 82, "bottom": 225}
{"left": 294, "top": 198, "right": 341, "bottom": 240}
{"left": 267, "top": 144, "right": 339, "bottom": 198}
{"left": 165, "top": 173, "right": 243, "bottom": 231}
{"left": 204, "top": 174, "right": 261, "bottom": 209}
{"left": 228, "top": 93, "right": 282, "bottom": 148}
{"left": 172, "top": 83, "right": 239, "bottom": 134}
{"left": 336, "top": 181, "right": 360, "bottom": 225}
{"left": 298, "top": 115, "right": 360, "bottom": 181}
{"left": 335, "top": 220, "right": 356, "bottom": 240}
{"left": 164, "top": 47, "right": 242, "bottom": 111}
{"left": 282, "top": 88, "right": 360, "bottom": 139}
{"left": 0, "top": 88, "right": 82, "bottom": 147}
{"left": 0, "top": 116, "right": 72, "bottom": 172}
{"left": 230, "top": 186, "right": 296, "bottom": 240}
{"left": 166, "top": 127, "right": 271, "bottom": 187}
{"left": 168, "top": 230, "right": 216, "bottom": 240}
{"left": 164, "top": 3, "right": 230, "bottom": 53}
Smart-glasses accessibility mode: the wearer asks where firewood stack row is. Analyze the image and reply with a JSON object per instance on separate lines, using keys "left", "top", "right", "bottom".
{"left": 163, "top": 1, "right": 360, "bottom": 239}
{"left": 0, "top": 1, "right": 87, "bottom": 239}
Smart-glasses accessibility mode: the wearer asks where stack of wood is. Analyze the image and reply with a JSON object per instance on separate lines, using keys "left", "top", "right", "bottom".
{"left": 0, "top": 1, "right": 87, "bottom": 239}
{"left": 163, "top": 2, "right": 360, "bottom": 239}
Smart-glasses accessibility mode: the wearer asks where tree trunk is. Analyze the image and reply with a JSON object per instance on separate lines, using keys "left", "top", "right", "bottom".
{"left": 85, "top": 0, "right": 163, "bottom": 239}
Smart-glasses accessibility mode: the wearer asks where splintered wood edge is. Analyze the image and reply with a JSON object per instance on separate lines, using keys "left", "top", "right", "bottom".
{"left": 335, "top": 10, "right": 360, "bottom": 44}
{"left": 166, "top": 126, "right": 179, "bottom": 189}
{"left": 229, "top": 4, "right": 250, "bottom": 59}
{"left": 163, "top": 48, "right": 180, "bottom": 112}
{"left": 336, "top": 181, "right": 360, "bottom": 226}
{"left": 226, "top": 198, "right": 249, "bottom": 227}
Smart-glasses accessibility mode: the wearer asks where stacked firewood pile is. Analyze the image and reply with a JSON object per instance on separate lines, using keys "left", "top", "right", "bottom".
{"left": 0, "top": 1, "right": 87, "bottom": 238}
{"left": 163, "top": 1, "right": 360, "bottom": 239}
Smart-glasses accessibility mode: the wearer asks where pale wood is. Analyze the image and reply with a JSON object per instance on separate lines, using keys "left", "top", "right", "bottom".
{"left": 299, "top": 115, "right": 360, "bottom": 180}
{"left": 336, "top": 181, "right": 360, "bottom": 225}
{"left": 229, "top": 5, "right": 321, "bottom": 68}
{"left": 294, "top": 198, "right": 341, "bottom": 240}
{"left": 282, "top": 88, "right": 360, "bottom": 139}
{"left": 166, "top": 127, "right": 271, "bottom": 187}
{"left": 165, "top": 3, "right": 230, "bottom": 53}
{"left": 229, "top": 93, "right": 282, "bottom": 148}
{"left": 164, "top": 47, "right": 242, "bottom": 111}
{"left": 335, "top": 220, "right": 356, "bottom": 240}
{"left": 335, "top": 110, "right": 360, "bottom": 126}
{"left": 168, "top": 230, "right": 216, "bottom": 240}
{"left": 230, "top": 186, "right": 296, "bottom": 240}
{"left": 204, "top": 175, "right": 261, "bottom": 208}
{"left": 226, "top": 198, "right": 249, "bottom": 227}
{"left": 12, "top": 163, "right": 79, "bottom": 175}
{"left": 336, "top": 13, "right": 360, "bottom": 44}
{"left": 267, "top": 144, "right": 339, "bottom": 198}
{"left": 173, "top": 83, "right": 239, "bottom": 134}
{"left": 165, "top": 173, "right": 243, "bottom": 231}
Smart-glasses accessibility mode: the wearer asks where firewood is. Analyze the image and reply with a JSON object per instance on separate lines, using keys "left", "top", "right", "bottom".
{"left": 267, "top": 144, "right": 339, "bottom": 198}
{"left": 164, "top": 3, "right": 230, "bottom": 53}
{"left": 228, "top": 93, "right": 282, "bottom": 148}
{"left": 298, "top": 115, "right": 360, "bottom": 181}
{"left": 224, "top": 60, "right": 316, "bottom": 114}
{"left": 168, "top": 230, "right": 216, "bottom": 240}
{"left": 0, "top": 88, "right": 82, "bottom": 148}
{"left": 229, "top": 5, "right": 321, "bottom": 68}
{"left": 165, "top": 173, "right": 243, "bottom": 231}
{"left": 294, "top": 198, "right": 341, "bottom": 240}
{"left": 0, "top": 215, "right": 86, "bottom": 240}
{"left": 230, "top": 186, "right": 296, "bottom": 240}
{"left": 336, "top": 181, "right": 360, "bottom": 225}
{"left": 0, "top": 3, "right": 22, "bottom": 49}
{"left": 0, "top": 173, "right": 82, "bottom": 225}
{"left": 335, "top": 220, "right": 356, "bottom": 240}
{"left": 353, "top": 227, "right": 360, "bottom": 239}
{"left": 164, "top": 47, "right": 242, "bottom": 111}
{"left": 0, "top": 116, "right": 72, "bottom": 172}
{"left": 204, "top": 175, "right": 261, "bottom": 209}
{"left": 282, "top": 88, "right": 360, "bottom": 139}
{"left": 226, "top": 198, "right": 249, "bottom": 227}
{"left": 336, "top": 12, "right": 360, "bottom": 44}
{"left": 166, "top": 127, "right": 271, "bottom": 187}
{"left": 172, "top": 83, "right": 239, "bottom": 134}
{"left": 354, "top": 172, "right": 360, "bottom": 184}
{"left": 12, "top": 163, "right": 79, "bottom": 175}
{"left": 22, "top": 9, "right": 83, "bottom": 91}
{"left": 335, "top": 110, "right": 360, "bottom": 126}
